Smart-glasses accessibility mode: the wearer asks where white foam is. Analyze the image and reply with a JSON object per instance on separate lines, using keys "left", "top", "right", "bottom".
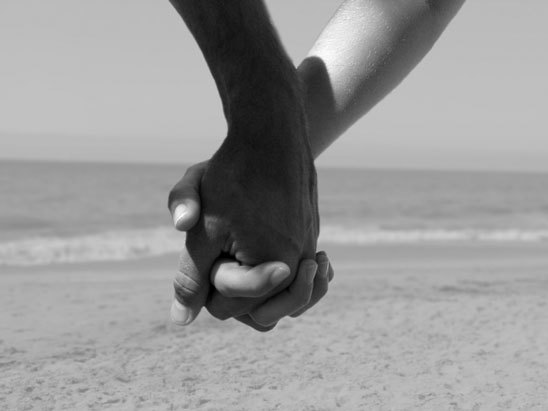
{"left": 319, "top": 226, "right": 548, "bottom": 244}
{"left": 1, "top": 225, "right": 547, "bottom": 267}
{"left": 0, "top": 227, "right": 183, "bottom": 267}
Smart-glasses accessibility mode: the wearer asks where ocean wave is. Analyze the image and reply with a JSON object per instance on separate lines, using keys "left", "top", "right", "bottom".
{"left": 320, "top": 226, "right": 548, "bottom": 244}
{"left": 0, "top": 227, "right": 183, "bottom": 267}
{"left": 1, "top": 226, "right": 548, "bottom": 267}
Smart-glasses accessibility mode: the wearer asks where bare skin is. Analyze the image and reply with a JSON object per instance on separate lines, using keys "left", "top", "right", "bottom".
{"left": 168, "top": 0, "right": 465, "bottom": 330}
{"left": 168, "top": 0, "right": 321, "bottom": 330}
{"left": 170, "top": 162, "right": 334, "bottom": 329}
{"left": 302, "top": 0, "right": 467, "bottom": 157}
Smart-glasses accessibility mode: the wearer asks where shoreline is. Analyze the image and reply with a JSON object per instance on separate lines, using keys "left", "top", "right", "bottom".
{"left": 2, "top": 241, "right": 548, "bottom": 274}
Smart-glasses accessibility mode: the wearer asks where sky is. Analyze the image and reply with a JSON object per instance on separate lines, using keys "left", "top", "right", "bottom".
{"left": 0, "top": 0, "right": 547, "bottom": 171}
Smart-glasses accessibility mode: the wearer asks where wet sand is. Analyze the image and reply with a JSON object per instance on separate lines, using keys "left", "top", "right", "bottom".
{"left": 1, "top": 243, "right": 548, "bottom": 410}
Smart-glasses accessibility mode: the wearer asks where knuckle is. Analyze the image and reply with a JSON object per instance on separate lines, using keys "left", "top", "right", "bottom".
{"left": 237, "top": 315, "right": 277, "bottom": 332}
{"left": 206, "top": 294, "right": 249, "bottom": 320}
{"left": 249, "top": 312, "right": 275, "bottom": 328}
{"left": 206, "top": 304, "right": 232, "bottom": 321}
{"left": 185, "top": 162, "right": 206, "bottom": 178}
{"left": 173, "top": 270, "right": 201, "bottom": 305}
{"left": 185, "top": 164, "right": 198, "bottom": 175}
{"left": 252, "top": 323, "right": 277, "bottom": 333}
{"left": 290, "top": 309, "right": 305, "bottom": 318}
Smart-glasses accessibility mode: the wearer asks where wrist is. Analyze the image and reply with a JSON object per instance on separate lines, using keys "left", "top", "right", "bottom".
{"left": 212, "top": 134, "right": 316, "bottom": 198}
{"left": 226, "top": 65, "right": 303, "bottom": 130}
{"left": 223, "top": 108, "right": 313, "bottom": 169}
{"left": 298, "top": 57, "right": 340, "bottom": 160}
{"left": 217, "top": 29, "right": 303, "bottom": 133}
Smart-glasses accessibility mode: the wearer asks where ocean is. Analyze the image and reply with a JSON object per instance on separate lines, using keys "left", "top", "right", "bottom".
{"left": 1, "top": 160, "right": 548, "bottom": 266}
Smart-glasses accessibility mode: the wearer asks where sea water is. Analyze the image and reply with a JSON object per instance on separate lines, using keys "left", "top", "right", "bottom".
{"left": 1, "top": 160, "right": 547, "bottom": 266}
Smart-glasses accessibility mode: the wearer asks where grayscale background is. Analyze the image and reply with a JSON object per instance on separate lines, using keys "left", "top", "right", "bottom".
{"left": 1, "top": 1, "right": 547, "bottom": 410}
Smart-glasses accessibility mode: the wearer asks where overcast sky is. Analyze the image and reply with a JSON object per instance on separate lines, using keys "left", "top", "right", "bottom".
{"left": 1, "top": 1, "right": 547, "bottom": 171}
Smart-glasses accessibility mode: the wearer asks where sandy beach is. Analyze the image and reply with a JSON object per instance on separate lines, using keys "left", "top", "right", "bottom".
{"left": 1, "top": 243, "right": 548, "bottom": 410}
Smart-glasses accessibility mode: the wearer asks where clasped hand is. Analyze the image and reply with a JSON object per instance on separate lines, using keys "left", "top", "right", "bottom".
{"left": 168, "top": 81, "right": 333, "bottom": 331}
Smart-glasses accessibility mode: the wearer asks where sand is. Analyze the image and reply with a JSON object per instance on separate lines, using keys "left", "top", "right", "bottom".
{"left": 1, "top": 243, "right": 548, "bottom": 410}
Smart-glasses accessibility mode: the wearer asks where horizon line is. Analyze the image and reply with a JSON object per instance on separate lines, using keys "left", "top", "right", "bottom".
{"left": 2, "top": 157, "right": 548, "bottom": 176}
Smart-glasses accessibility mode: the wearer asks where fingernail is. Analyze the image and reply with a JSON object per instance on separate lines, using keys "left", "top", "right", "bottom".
{"left": 173, "top": 204, "right": 188, "bottom": 228}
{"left": 305, "top": 262, "right": 318, "bottom": 284}
{"left": 170, "top": 299, "right": 191, "bottom": 326}
{"left": 270, "top": 266, "right": 290, "bottom": 286}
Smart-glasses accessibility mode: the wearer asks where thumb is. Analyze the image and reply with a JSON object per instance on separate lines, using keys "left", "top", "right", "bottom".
{"left": 211, "top": 259, "right": 291, "bottom": 298}
{"left": 171, "top": 229, "right": 219, "bottom": 326}
{"left": 167, "top": 161, "right": 207, "bottom": 231}
{"left": 205, "top": 260, "right": 292, "bottom": 320}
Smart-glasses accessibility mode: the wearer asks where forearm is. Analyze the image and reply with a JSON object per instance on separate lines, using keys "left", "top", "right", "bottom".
{"left": 169, "top": 0, "right": 304, "bottom": 147}
{"left": 299, "top": 0, "right": 465, "bottom": 158}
